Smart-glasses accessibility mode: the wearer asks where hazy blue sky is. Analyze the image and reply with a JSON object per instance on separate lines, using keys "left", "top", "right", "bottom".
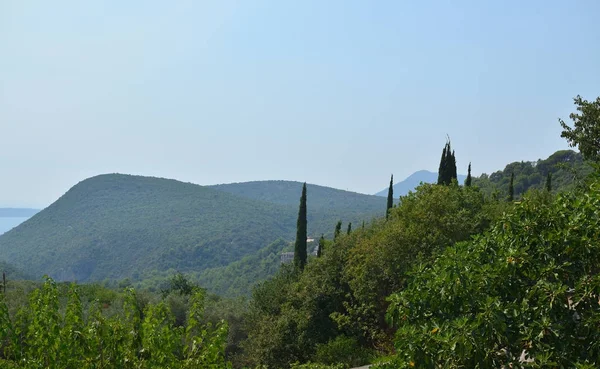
{"left": 1, "top": 0, "right": 599, "bottom": 207}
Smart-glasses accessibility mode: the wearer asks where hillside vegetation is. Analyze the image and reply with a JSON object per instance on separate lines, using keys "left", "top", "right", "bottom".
{"left": 210, "top": 180, "right": 386, "bottom": 225}
{"left": 473, "top": 149, "right": 591, "bottom": 198}
{"left": 0, "top": 175, "right": 384, "bottom": 287}
{"left": 197, "top": 239, "right": 291, "bottom": 297}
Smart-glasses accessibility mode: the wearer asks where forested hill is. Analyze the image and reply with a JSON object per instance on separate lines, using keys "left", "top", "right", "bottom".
{"left": 210, "top": 180, "right": 385, "bottom": 212}
{"left": 0, "top": 174, "right": 384, "bottom": 285}
{"left": 473, "top": 150, "right": 591, "bottom": 198}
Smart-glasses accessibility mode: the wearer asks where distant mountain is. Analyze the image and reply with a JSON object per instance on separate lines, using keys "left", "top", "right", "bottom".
{"left": 374, "top": 170, "right": 467, "bottom": 197}
{"left": 0, "top": 208, "right": 39, "bottom": 217}
{"left": 0, "top": 174, "right": 385, "bottom": 287}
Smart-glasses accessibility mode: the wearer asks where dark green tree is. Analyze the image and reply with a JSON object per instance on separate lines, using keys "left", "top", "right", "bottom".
{"left": 559, "top": 95, "right": 600, "bottom": 161}
{"left": 334, "top": 221, "right": 342, "bottom": 240}
{"left": 293, "top": 183, "right": 308, "bottom": 270}
{"left": 545, "top": 172, "right": 552, "bottom": 192}
{"left": 317, "top": 234, "right": 325, "bottom": 257}
{"left": 465, "top": 162, "right": 472, "bottom": 187}
{"left": 437, "top": 139, "right": 458, "bottom": 185}
{"left": 437, "top": 144, "right": 447, "bottom": 185}
{"left": 508, "top": 172, "right": 514, "bottom": 201}
{"left": 386, "top": 175, "right": 394, "bottom": 219}
{"left": 347, "top": 222, "right": 352, "bottom": 235}
{"left": 448, "top": 148, "right": 457, "bottom": 183}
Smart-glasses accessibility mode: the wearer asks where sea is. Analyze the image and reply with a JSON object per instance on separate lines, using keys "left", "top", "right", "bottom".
{"left": 0, "top": 217, "right": 30, "bottom": 235}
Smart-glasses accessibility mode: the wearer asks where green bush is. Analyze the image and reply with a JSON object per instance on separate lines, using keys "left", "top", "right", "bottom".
{"left": 0, "top": 278, "right": 231, "bottom": 368}
{"left": 382, "top": 176, "right": 600, "bottom": 368}
{"left": 314, "top": 335, "right": 373, "bottom": 368}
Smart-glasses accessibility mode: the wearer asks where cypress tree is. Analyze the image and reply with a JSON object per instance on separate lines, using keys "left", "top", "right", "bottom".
{"left": 437, "top": 144, "right": 447, "bottom": 185}
{"left": 293, "top": 183, "right": 308, "bottom": 270}
{"left": 545, "top": 172, "right": 552, "bottom": 192}
{"left": 347, "top": 222, "right": 352, "bottom": 235}
{"left": 362, "top": 220, "right": 365, "bottom": 230}
{"left": 508, "top": 172, "right": 515, "bottom": 202}
{"left": 449, "top": 150, "right": 457, "bottom": 183}
{"left": 437, "top": 139, "right": 458, "bottom": 185}
{"left": 465, "top": 162, "right": 472, "bottom": 187}
{"left": 386, "top": 174, "right": 394, "bottom": 219}
{"left": 334, "top": 221, "right": 342, "bottom": 241}
{"left": 317, "top": 234, "right": 325, "bottom": 257}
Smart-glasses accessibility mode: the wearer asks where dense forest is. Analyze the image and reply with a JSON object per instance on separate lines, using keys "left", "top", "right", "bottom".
{"left": 0, "top": 176, "right": 384, "bottom": 290}
{"left": 0, "top": 95, "right": 599, "bottom": 368}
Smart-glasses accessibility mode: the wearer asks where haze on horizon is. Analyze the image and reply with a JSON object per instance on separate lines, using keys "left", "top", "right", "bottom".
{"left": 1, "top": 0, "right": 599, "bottom": 208}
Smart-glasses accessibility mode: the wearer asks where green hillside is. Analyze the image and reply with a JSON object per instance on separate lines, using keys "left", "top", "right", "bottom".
{"left": 197, "top": 238, "right": 292, "bottom": 297}
{"left": 0, "top": 260, "right": 32, "bottom": 281}
{"left": 210, "top": 180, "right": 386, "bottom": 226}
{"left": 473, "top": 150, "right": 591, "bottom": 198}
{"left": 0, "top": 174, "right": 384, "bottom": 286}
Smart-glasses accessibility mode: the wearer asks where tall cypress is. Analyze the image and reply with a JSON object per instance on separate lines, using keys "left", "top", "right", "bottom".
{"left": 465, "top": 163, "right": 472, "bottom": 187}
{"left": 334, "top": 221, "right": 342, "bottom": 241}
{"left": 437, "top": 145, "right": 447, "bottom": 185}
{"left": 293, "top": 183, "right": 308, "bottom": 270}
{"left": 545, "top": 172, "right": 552, "bottom": 192}
{"left": 437, "top": 139, "right": 458, "bottom": 185}
{"left": 386, "top": 174, "right": 394, "bottom": 219}
{"left": 347, "top": 222, "right": 352, "bottom": 235}
{"left": 449, "top": 150, "right": 457, "bottom": 183}
{"left": 317, "top": 234, "right": 325, "bottom": 257}
{"left": 508, "top": 172, "right": 515, "bottom": 202}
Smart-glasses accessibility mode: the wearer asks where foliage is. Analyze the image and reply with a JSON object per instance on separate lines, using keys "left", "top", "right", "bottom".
{"left": 334, "top": 221, "right": 342, "bottom": 240}
{"left": 314, "top": 335, "right": 374, "bottom": 368}
{"left": 290, "top": 363, "right": 346, "bottom": 369}
{"left": 0, "top": 261, "right": 32, "bottom": 281}
{"left": 294, "top": 183, "right": 308, "bottom": 270}
{"left": 197, "top": 239, "right": 290, "bottom": 297}
{"left": 0, "top": 277, "right": 231, "bottom": 368}
{"left": 382, "top": 177, "right": 600, "bottom": 368}
{"left": 240, "top": 183, "right": 498, "bottom": 368}
{"left": 508, "top": 171, "right": 515, "bottom": 201}
{"left": 317, "top": 235, "right": 325, "bottom": 258}
{"left": 0, "top": 175, "right": 383, "bottom": 290}
{"left": 386, "top": 175, "right": 393, "bottom": 219}
{"left": 465, "top": 162, "right": 472, "bottom": 187}
{"left": 437, "top": 140, "right": 457, "bottom": 185}
{"left": 473, "top": 150, "right": 592, "bottom": 198}
{"left": 559, "top": 95, "right": 600, "bottom": 161}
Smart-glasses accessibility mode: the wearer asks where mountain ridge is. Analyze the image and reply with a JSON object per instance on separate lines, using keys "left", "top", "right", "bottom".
{"left": 0, "top": 174, "right": 385, "bottom": 287}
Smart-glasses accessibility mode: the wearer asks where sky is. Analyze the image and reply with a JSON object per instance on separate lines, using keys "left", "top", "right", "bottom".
{"left": 1, "top": 0, "right": 599, "bottom": 208}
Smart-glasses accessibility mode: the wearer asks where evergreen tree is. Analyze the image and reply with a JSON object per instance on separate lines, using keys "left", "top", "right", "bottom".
{"left": 334, "top": 221, "right": 342, "bottom": 240}
{"left": 465, "top": 162, "right": 472, "bottom": 187}
{"left": 362, "top": 220, "right": 365, "bottom": 230}
{"left": 347, "top": 222, "right": 352, "bottom": 235}
{"left": 508, "top": 172, "right": 515, "bottom": 201}
{"left": 386, "top": 174, "right": 394, "bottom": 219}
{"left": 317, "top": 234, "right": 325, "bottom": 257}
{"left": 293, "top": 183, "right": 308, "bottom": 270}
{"left": 437, "top": 145, "right": 447, "bottom": 185}
{"left": 437, "top": 139, "right": 458, "bottom": 185}
{"left": 449, "top": 150, "right": 458, "bottom": 183}
{"left": 545, "top": 172, "right": 552, "bottom": 192}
